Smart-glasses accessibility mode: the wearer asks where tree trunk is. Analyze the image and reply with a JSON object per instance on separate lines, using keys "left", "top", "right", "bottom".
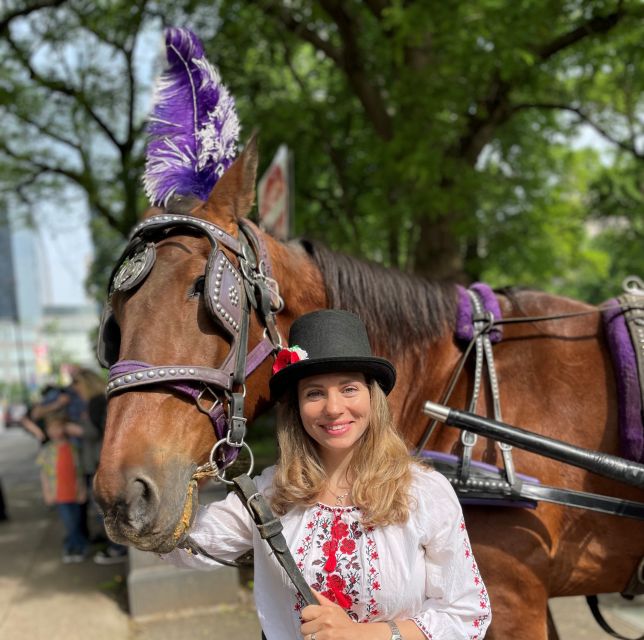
{"left": 413, "top": 215, "right": 467, "bottom": 283}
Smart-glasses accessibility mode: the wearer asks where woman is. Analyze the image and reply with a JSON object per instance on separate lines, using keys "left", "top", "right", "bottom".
{"left": 163, "top": 310, "right": 491, "bottom": 639}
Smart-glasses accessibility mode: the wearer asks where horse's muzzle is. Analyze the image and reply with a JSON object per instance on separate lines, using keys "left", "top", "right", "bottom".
{"left": 95, "top": 468, "right": 197, "bottom": 553}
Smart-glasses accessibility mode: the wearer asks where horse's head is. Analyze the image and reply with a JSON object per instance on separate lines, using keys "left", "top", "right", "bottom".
{"left": 92, "top": 138, "right": 294, "bottom": 552}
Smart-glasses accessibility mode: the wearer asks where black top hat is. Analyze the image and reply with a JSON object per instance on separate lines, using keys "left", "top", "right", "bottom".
{"left": 269, "top": 309, "right": 396, "bottom": 399}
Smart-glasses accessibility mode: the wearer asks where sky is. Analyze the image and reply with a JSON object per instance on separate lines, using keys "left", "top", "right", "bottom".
{"left": 30, "top": 195, "right": 94, "bottom": 307}
{"left": 37, "top": 221, "right": 93, "bottom": 306}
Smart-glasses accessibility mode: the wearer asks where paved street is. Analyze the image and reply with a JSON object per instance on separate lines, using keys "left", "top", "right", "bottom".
{"left": 0, "top": 426, "right": 641, "bottom": 639}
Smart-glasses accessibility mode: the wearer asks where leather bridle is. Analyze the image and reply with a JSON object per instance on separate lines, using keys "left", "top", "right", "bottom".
{"left": 97, "top": 210, "right": 283, "bottom": 468}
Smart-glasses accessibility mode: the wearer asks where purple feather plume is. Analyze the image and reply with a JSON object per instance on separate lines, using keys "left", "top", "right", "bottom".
{"left": 143, "top": 27, "right": 240, "bottom": 206}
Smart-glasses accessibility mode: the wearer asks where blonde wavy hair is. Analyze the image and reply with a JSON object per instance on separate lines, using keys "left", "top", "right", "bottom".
{"left": 270, "top": 380, "right": 414, "bottom": 527}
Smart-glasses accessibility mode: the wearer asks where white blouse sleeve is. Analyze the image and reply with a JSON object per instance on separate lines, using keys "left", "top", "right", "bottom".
{"left": 160, "top": 466, "right": 275, "bottom": 570}
{"left": 410, "top": 470, "right": 491, "bottom": 639}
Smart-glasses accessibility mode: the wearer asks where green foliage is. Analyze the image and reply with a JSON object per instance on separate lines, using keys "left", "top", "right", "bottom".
{"left": 1, "top": 0, "right": 642, "bottom": 302}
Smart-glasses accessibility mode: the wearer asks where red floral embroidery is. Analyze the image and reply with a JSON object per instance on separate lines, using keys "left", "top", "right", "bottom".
{"left": 323, "top": 540, "right": 338, "bottom": 573}
{"left": 293, "top": 504, "right": 381, "bottom": 622}
{"left": 336, "top": 589, "right": 354, "bottom": 609}
{"left": 322, "top": 540, "right": 335, "bottom": 555}
{"left": 460, "top": 518, "right": 490, "bottom": 639}
{"left": 331, "top": 520, "right": 349, "bottom": 538}
{"left": 327, "top": 573, "right": 345, "bottom": 590}
{"left": 340, "top": 538, "right": 356, "bottom": 554}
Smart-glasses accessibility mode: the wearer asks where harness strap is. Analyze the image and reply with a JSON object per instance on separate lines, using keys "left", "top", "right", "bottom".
{"left": 230, "top": 474, "right": 316, "bottom": 606}
{"left": 586, "top": 595, "right": 644, "bottom": 640}
{"left": 178, "top": 474, "right": 317, "bottom": 607}
{"left": 458, "top": 289, "right": 517, "bottom": 487}
{"left": 519, "top": 483, "right": 644, "bottom": 519}
{"left": 458, "top": 291, "right": 486, "bottom": 483}
{"left": 413, "top": 325, "right": 481, "bottom": 455}
{"left": 622, "top": 557, "right": 644, "bottom": 598}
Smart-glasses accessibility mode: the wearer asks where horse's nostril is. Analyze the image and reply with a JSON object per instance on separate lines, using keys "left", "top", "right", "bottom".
{"left": 127, "top": 477, "right": 149, "bottom": 501}
{"left": 125, "top": 476, "right": 159, "bottom": 531}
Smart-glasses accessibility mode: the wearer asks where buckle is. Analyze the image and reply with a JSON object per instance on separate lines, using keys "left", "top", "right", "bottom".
{"left": 461, "top": 431, "right": 477, "bottom": 447}
{"left": 196, "top": 385, "right": 221, "bottom": 414}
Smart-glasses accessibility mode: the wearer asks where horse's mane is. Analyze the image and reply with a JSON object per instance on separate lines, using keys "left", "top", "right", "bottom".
{"left": 301, "top": 240, "right": 458, "bottom": 360}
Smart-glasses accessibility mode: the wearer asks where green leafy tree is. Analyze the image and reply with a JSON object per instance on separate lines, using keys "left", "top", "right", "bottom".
{"left": 1, "top": 0, "right": 642, "bottom": 301}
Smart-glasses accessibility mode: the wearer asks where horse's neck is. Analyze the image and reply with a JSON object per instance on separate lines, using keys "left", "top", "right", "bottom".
{"left": 267, "top": 236, "right": 463, "bottom": 441}
{"left": 269, "top": 239, "right": 327, "bottom": 325}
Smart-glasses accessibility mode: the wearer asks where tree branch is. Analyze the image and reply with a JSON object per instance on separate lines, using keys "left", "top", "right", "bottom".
{"left": 514, "top": 102, "right": 643, "bottom": 159}
{"left": 318, "top": 0, "right": 393, "bottom": 140}
{"left": 535, "top": 7, "right": 638, "bottom": 61}
{"left": 9, "top": 109, "right": 81, "bottom": 151}
{"left": 5, "top": 33, "right": 123, "bottom": 150}
{"left": 362, "top": 0, "right": 389, "bottom": 22}
{"left": 0, "top": 139, "right": 123, "bottom": 230}
{"left": 260, "top": 0, "right": 393, "bottom": 140}
{"left": 0, "top": 0, "right": 67, "bottom": 35}
{"left": 454, "top": 74, "right": 514, "bottom": 165}
{"left": 454, "top": 6, "right": 638, "bottom": 166}
{"left": 258, "top": 0, "right": 342, "bottom": 65}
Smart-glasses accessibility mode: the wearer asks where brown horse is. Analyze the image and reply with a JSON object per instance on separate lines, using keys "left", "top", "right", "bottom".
{"left": 93, "top": 140, "right": 643, "bottom": 639}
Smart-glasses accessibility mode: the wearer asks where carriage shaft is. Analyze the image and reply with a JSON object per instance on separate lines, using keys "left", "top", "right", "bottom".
{"left": 423, "top": 401, "right": 644, "bottom": 490}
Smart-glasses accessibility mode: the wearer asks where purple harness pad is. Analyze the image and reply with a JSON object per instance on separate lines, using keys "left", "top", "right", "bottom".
{"left": 602, "top": 299, "right": 644, "bottom": 463}
{"left": 455, "top": 283, "right": 503, "bottom": 344}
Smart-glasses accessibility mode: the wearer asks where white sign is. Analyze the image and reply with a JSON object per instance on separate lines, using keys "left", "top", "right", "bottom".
{"left": 257, "top": 144, "right": 291, "bottom": 241}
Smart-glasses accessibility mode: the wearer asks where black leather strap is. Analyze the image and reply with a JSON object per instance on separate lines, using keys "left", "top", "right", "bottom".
{"left": 586, "top": 595, "right": 644, "bottom": 640}
{"left": 179, "top": 473, "right": 317, "bottom": 608}
{"left": 231, "top": 474, "right": 317, "bottom": 606}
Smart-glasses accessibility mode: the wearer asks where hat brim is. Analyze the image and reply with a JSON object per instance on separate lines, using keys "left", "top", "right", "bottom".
{"left": 269, "top": 355, "right": 396, "bottom": 400}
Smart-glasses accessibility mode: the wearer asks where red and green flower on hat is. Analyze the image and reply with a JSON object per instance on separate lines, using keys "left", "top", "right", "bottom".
{"left": 272, "top": 345, "right": 308, "bottom": 375}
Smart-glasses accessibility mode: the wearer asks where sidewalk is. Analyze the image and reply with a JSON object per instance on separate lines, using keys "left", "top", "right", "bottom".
{"left": 0, "top": 429, "right": 260, "bottom": 640}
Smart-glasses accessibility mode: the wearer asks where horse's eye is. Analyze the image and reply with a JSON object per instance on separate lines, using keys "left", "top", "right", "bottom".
{"left": 189, "top": 276, "right": 205, "bottom": 298}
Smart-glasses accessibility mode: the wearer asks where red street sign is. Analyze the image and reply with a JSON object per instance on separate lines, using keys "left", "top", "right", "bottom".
{"left": 257, "top": 145, "right": 291, "bottom": 241}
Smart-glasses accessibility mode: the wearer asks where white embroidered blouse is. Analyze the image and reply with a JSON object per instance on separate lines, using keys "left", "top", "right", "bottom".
{"left": 161, "top": 465, "right": 491, "bottom": 639}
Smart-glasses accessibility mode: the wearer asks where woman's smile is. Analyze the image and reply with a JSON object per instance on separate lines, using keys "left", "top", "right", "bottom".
{"left": 298, "top": 372, "right": 371, "bottom": 459}
{"left": 318, "top": 421, "right": 353, "bottom": 435}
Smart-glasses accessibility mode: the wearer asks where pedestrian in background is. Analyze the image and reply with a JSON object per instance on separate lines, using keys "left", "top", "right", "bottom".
{"left": 0, "top": 479, "right": 8, "bottom": 522}
{"left": 36, "top": 410, "right": 88, "bottom": 563}
{"left": 72, "top": 368, "right": 128, "bottom": 565}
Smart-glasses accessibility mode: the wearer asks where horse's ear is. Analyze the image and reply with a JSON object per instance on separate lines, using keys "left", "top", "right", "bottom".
{"left": 205, "top": 132, "right": 258, "bottom": 226}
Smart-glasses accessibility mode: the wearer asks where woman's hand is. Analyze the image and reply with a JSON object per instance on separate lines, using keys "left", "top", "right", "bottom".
{"left": 300, "top": 590, "right": 369, "bottom": 640}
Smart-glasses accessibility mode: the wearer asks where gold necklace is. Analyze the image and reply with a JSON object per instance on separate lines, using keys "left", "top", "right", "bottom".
{"left": 330, "top": 487, "right": 351, "bottom": 506}
{"left": 335, "top": 491, "right": 350, "bottom": 506}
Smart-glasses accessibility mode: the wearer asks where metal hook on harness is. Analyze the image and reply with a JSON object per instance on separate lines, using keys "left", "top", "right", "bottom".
{"left": 263, "top": 326, "right": 283, "bottom": 349}
{"left": 196, "top": 385, "right": 221, "bottom": 414}
{"left": 208, "top": 439, "right": 255, "bottom": 486}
